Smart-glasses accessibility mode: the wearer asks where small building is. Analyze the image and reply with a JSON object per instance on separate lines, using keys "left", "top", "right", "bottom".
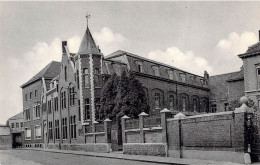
{"left": 8, "top": 112, "right": 24, "bottom": 148}
{"left": 0, "top": 125, "right": 11, "bottom": 150}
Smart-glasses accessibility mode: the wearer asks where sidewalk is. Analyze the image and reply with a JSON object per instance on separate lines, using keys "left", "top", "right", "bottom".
{"left": 20, "top": 148, "right": 244, "bottom": 165}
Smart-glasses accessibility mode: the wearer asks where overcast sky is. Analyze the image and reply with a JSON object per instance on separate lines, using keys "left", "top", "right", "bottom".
{"left": 1, "top": 1, "right": 260, "bottom": 124}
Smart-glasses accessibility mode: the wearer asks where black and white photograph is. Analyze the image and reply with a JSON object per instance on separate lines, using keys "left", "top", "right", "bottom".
{"left": 1, "top": 1, "right": 260, "bottom": 165}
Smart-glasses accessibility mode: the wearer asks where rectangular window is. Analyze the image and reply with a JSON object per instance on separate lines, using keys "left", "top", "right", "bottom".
{"left": 70, "top": 116, "right": 77, "bottom": 139}
{"left": 25, "top": 128, "right": 31, "bottom": 140}
{"left": 62, "top": 118, "right": 67, "bottom": 139}
{"left": 153, "top": 66, "right": 160, "bottom": 76}
{"left": 48, "top": 121, "right": 53, "bottom": 140}
{"left": 54, "top": 97, "right": 58, "bottom": 111}
{"left": 211, "top": 104, "right": 217, "bottom": 113}
{"left": 35, "top": 125, "right": 41, "bottom": 139}
{"left": 84, "top": 98, "right": 91, "bottom": 120}
{"left": 11, "top": 123, "right": 14, "bottom": 129}
{"left": 169, "top": 95, "right": 174, "bottom": 110}
{"left": 155, "top": 93, "right": 160, "bottom": 109}
{"left": 25, "top": 108, "right": 30, "bottom": 121}
{"left": 182, "top": 97, "right": 186, "bottom": 111}
{"left": 30, "top": 92, "right": 32, "bottom": 100}
{"left": 78, "top": 100, "right": 81, "bottom": 121}
{"left": 61, "top": 91, "right": 66, "bottom": 109}
{"left": 136, "top": 62, "right": 144, "bottom": 73}
{"left": 20, "top": 122, "right": 23, "bottom": 128}
{"left": 35, "top": 105, "right": 40, "bottom": 119}
{"left": 95, "top": 98, "right": 101, "bottom": 120}
{"left": 35, "top": 90, "right": 38, "bottom": 98}
{"left": 16, "top": 123, "right": 19, "bottom": 129}
{"left": 25, "top": 94, "right": 27, "bottom": 101}
{"left": 70, "top": 87, "right": 76, "bottom": 106}
{"left": 83, "top": 68, "right": 90, "bottom": 88}
{"left": 55, "top": 120, "right": 60, "bottom": 140}
{"left": 224, "top": 103, "right": 229, "bottom": 111}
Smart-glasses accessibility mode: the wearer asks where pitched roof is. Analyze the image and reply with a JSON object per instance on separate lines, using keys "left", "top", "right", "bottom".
{"left": 9, "top": 112, "right": 23, "bottom": 120}
{"left": 105, "top": 50, "right": 205, "bottom": 78}
{"left": 21, "top": 61, "right": 61, "bottom": 88}
{"left": 238, "top": 41, "right": 260, "bottom": 58}
{"left": 227, "top": 70, "right": 244, "bottom": 82}
{"left": 78, "top": 27, "right": 101, "bottom": 55}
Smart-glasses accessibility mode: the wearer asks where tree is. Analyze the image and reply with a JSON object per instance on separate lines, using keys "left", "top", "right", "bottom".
{"left": 98, "top": 71, "right": 150, "bottom": 122}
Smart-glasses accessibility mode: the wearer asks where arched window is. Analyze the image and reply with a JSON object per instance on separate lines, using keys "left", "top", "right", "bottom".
{"left": 201, "top": 97, "right": 209, "bottom": 112}
{"left": 179, "top": 93, "right": 189, "bottom": 112}
{"left": 191, "top": 95, "right": 199, "bottom": 112}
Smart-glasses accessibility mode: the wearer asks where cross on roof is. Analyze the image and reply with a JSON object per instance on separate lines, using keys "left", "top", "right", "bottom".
{"left": 86, "top": 14, "right": 90, "bottom": 27}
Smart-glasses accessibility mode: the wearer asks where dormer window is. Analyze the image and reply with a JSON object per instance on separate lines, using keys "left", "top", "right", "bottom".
{"left": 179, "top": 73, "right": 186, "bottom": 82}
{"left": 152, "top": 66, "right": 160, "bottom": 76}
{"left": 168, "top": 70, "right": 174, "bottom": 80}
{"left": 136, "top": 61, "right": 144, "bottom": 73}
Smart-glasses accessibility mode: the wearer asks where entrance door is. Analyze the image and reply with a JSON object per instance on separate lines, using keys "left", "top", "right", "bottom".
{"left": 12, "top": 133, "right": 22, "bottom": 148}
{"left": 43, "top": 120, "right": 47, "bottom": 148}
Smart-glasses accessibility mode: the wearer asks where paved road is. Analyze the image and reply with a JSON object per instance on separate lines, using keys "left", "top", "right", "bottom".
{"left": 0, "top": 150, "right": 161, "bottom": 165}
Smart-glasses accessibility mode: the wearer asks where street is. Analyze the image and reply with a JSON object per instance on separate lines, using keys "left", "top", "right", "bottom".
{"left": 0, "top": 150, "right": 161, "bottom": 165}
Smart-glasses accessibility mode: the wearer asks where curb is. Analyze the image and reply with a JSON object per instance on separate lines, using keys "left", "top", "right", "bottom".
{"left": 19, "top": 148, "right": 184, "bottom": 165}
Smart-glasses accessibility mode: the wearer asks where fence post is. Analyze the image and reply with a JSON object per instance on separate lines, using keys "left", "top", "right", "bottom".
{"left": 121, "top": 115, "right": 129, "bottom": 144}
{"left": 160, "top": 108, "right": 171, "bottom": 157}
{"left": 92, "top": 121, "right": 99, "bottom": 143}
{"left": 104, "top": 118, "right": 112, "bottom": 153}
{"left": 234, "top": 96, "right": 254, "bottom": 164}
{"left": 139, "top": 112, "right": 148, "bottom": 143}
{"left": 173, "top": 112, "right": 186, "bottom": 158}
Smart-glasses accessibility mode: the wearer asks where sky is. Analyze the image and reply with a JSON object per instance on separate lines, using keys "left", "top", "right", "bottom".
{"left": 1, "top": 1, "right": 260, "bottom": 124}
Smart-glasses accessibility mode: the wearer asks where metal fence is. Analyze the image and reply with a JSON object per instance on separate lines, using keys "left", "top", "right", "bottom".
{"left": 125, "top": 119, "right": 139, "bottom": 130}
{"left": 144, "top": 117, "right": 161, "bottom": 128}
{"left": 95, "top": 124, "right": 105, "bottom": 132}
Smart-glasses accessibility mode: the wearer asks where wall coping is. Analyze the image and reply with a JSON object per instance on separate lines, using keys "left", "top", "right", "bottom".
{"left": 143, "top": 127, "right": 162, "bottom": 131}
{"left": 123, "top": 143, "right": 165, "bottom": 145}
{"left": 125, "top": 128, "right": 140, "bottom": 132}
{"left": 167, "top": 111, "right": 234, "bottom": 121}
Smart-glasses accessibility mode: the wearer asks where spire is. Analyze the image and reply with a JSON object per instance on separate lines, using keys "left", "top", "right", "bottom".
{"left": 78, "top": 14, "right": 101, "bottom": 55}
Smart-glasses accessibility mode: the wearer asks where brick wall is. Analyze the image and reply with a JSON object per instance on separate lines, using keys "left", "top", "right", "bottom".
{"left": 0, "top": 135, "right": 12, "bottom": 150}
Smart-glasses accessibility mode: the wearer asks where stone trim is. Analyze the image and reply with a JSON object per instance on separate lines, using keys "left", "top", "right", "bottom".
{"left": 89, "top": 54, "right": 95, "bottom": 121}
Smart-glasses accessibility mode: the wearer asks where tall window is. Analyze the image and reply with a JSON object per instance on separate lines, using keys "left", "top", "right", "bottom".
{"left": 70, "top": 116, "right": 76, "bottom": 139}
{"left": 257, "top": 68, "right": 260, "bottom": 89}
{"left": 34, "top": 105, "right": 40, "bottom": 119}
{"left": 169, "top": 95, "right": 174, "bottom": 110}
{"left": 136, "top": 61, "right": 144, "bottom": 73}
{"left": 25, "top": 108, "right": 30, "bottom": 121}
{"left": 94, "top": 68, "right": 100, "bottom": 87}
{"left": 30, "top": 92, "right": 32, "bottom": 100}
{"left": 64, "top": 66, "right": 67, "bottom": 81}
{"left": 55, "top": 120, "right": 60, "bottom": 140}
{"left": 192, "top": 99, "right": 198, "bottom": 112}
{"left": 84, "top": 98, "right": 91, "bottom": 120}
{"left": 211, "top": 104, "right": 217, "bottom": 113}
{"left": 25, "top": 128, "right": 31, "bottom": 140}
{"left": 25, "top": 94, "right": 27, "bottom": 101}
{"left": 69, "top": 87, "right": 76, "bottom": 106}
{"left": 48, "top": 100, "right": 52, "bottom": 114}
{"left": 20, "top": 122, "right": 23, "bottom": 128}
{"left": 78, "top": 100, "right": 81, "bottom": 121}
{"left": 182, "top": 97, "right": 187, "bottom": 111}
{"left": 35, "top": 90, "right": 38, "bottom": 98}
{"left": 155, "top": 93, "right": 160, "bottom": 109}
{"left": 61, "top": 91, "right": 66, "bottom": 109}
{"left": 54, "top": 97, "right": 58, "bottom": 111}
{"left": 11, "top": 123, "right": 14, "bottom": 129}
{"left": 168, "top": 70, "right": 174, "bottom": 80}
{"left": 76, "top": 70, "right": 79, "bottom": 89}
{"left": 153, "top": 66, "right": 160, "bottom": 76}
{"left": 35, "top": 125, "right": 41, "bottom": 139}
{"left": 95, "top": 98, "right": 101, "bottom": 120}
{"left": 62, "top": 118, "right": 67, "bottom": 139}
{"left": 16, "top": 123, "right": 19, "bottom": 128}
{"left": 48, "top": 121, "right": 53, "bottom": 140}
{"left": 83, "top": 68, "right": 89, "bottom": 88}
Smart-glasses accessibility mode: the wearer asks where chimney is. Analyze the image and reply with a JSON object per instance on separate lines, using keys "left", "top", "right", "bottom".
{"left": 204, "top": 71, "right": 209, "bottom": 80}
{"left": 62, "top": 41, "right": 67, "bottom": 54}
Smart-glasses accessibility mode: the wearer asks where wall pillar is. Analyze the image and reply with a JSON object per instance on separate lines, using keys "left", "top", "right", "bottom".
{"left": 92, "top": 121, "right": 98, "bottom": 143}
{"left": 121, "top": 115, "right": 129, "bottom": 144}
{"left": 104, "top": 118, "right": 111, "bottom": 143}
{"left": 139, "top": 112, "right": 148, "bottom": 143}
{"left": 160, "top": 108, "right": 172, "bottom": 157}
